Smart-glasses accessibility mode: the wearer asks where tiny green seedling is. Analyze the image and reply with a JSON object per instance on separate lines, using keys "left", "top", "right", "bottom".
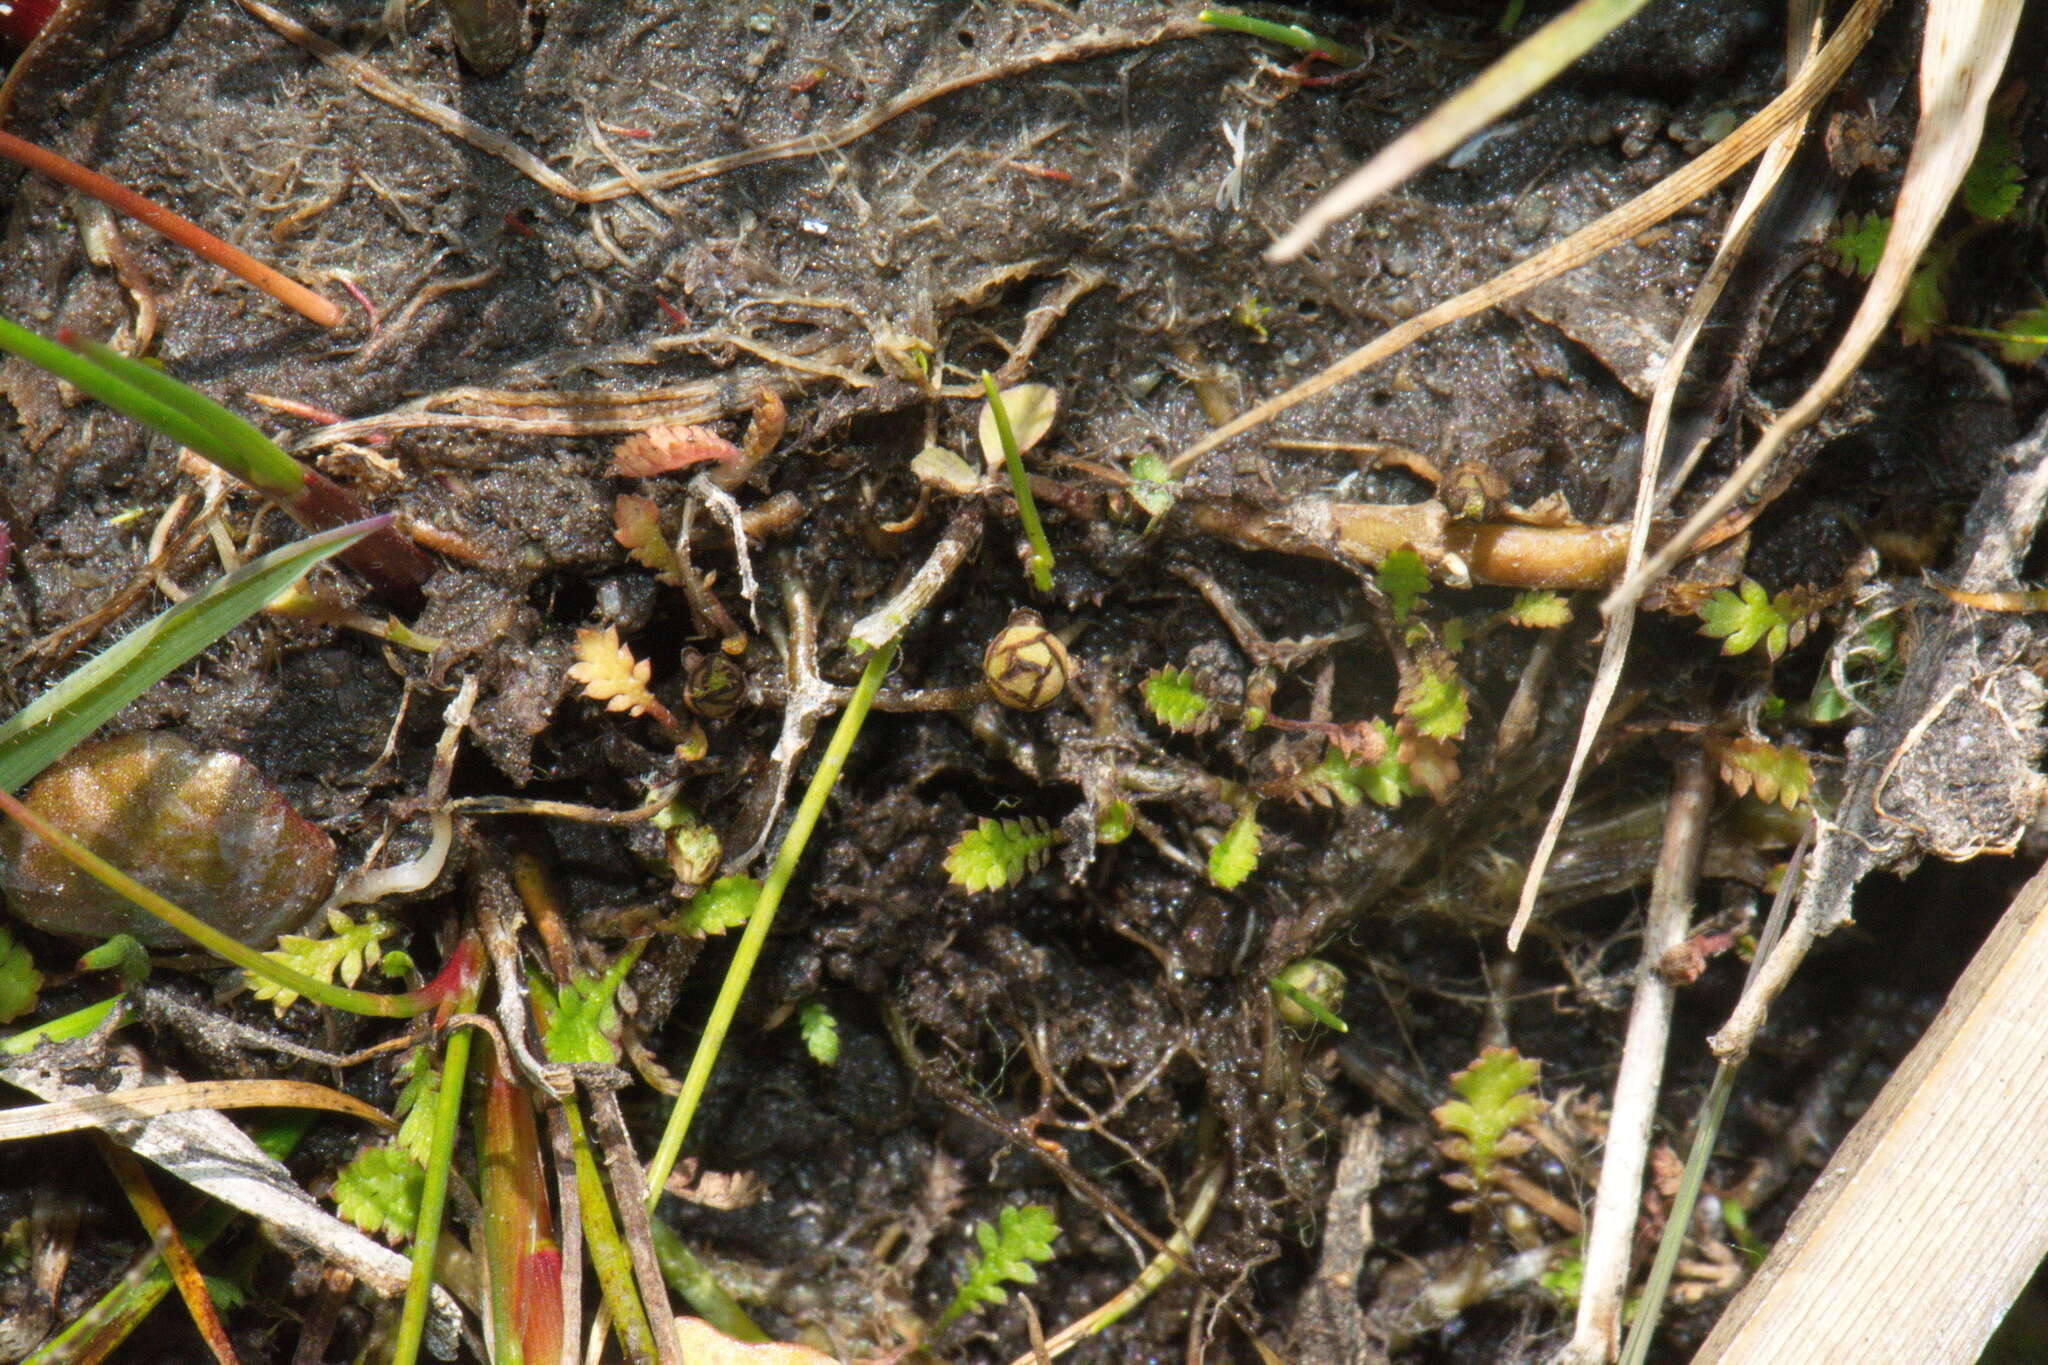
{"left": 980, "top": 374, "right": 1057, "bottom": 593}
{"left": 946, "top": 817, "right": 1058, "bottom": 893}
{"left": 938, "top": 1203, "right": 1061, "bottom": 1328}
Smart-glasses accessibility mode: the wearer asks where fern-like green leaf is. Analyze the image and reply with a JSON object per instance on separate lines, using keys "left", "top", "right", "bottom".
{"left": 1504, "top": 590, "right": 1572, "bottom": 629}
{"left": 245, "top": 909, "right": 396, "bottom": 1014}
{"left": 1299, "top": 728, "right": 1415, "bottom": 810}
{"left": 938, "top": 1204, "right": 1061, "bottom": 1327}
{"left": 1709, "top": 736, "right": 1813, "bottom": 810}
{"left": 391, "top": 1049, "right": 441, "bottom": 1163}
{"left": 536, "top": 950, "right": 639, "bottom": 1067}
{"left": 1432, "top": 1046, "right": 1543, "bottom": 1186}
{"left": 798, "top": 1001, "right": 840, "bottom": 1065}
{"left": 1377, "top": 548, "right": 1431, "bottom": 622}
{"left": 1825, "top": 212, "right": 1888, "bottom": 278}
{"left": 333, "top": 1142, "right": 423, "bottom": 1244}
{"left": 674, "top": 874, "right": 761, "bottom": 936}
{"left": 945, "top": 817, "right": 1057, "bottom": 893}
{"left": 1142, "top": 667, "right": 1212, "bottom": 733}
{"left": 1961, "top": 119, "right": 2023, "bottom": 223}
{"left": 1208, "top": 809, "right": 1261, "bottom": 890}
{"left": 1403, "top": 666, "right": 1468, "bottom": 740}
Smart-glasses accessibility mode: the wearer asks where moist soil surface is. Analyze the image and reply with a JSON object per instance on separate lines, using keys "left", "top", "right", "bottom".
{"left": 2, "top": 2, "right": 2047, "bottom": 1363}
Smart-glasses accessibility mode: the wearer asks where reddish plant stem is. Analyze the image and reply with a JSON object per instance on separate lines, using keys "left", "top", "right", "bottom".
{"left": 0, "top": 129, "right": 342, "bottom": 327}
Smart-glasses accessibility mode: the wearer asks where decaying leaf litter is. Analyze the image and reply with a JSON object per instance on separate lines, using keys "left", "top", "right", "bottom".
{"left": 0, "top": 1, "right": 2045, "bottom": 1362}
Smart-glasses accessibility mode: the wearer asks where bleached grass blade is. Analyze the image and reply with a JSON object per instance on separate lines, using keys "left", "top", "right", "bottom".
{"left": 1506, "top": 0, "right": 1828, "bottom": 953}
{"left": 1606, "top": 0, "right": 2025, "bottom": 614}
{"left": 1269, "top": 0, "right": 1652, "bottom": 261}
{"left": 1168, "top": 0, "right": 1884, "bottom": 479}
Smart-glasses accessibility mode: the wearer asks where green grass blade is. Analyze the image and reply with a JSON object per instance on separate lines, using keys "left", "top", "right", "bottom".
{"left": 0, "top": 518, "right": 382, "bottom": 794}
{"left": 70, "top": 337, "right": 306, "bottom": 495}
{"left": 0, "top": 314, "right": 224, "bottom": 461}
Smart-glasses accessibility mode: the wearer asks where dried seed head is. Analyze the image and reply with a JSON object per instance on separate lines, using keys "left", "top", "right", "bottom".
{"left": 1272, "top": 957, "right": 1347, "bottom": 1029}
{"left": 683, "top": 652, "right": 747, "bottom": 719}
{"left": 0, "top": 734, "right": 336, "bottom": 948}
{"left": 982, "top": 611, "right": 1071, "bottom": 711}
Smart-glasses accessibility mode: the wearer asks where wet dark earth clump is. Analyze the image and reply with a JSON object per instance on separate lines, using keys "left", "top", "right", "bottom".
{"left": 2, "top": 2, "right": 2047, "bottom": 1363}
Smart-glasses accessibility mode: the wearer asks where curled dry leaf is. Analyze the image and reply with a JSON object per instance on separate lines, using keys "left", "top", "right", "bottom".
{"left": 977, "top": 382, "right": 1057, "bottom": 471}
{"left": 567, "top": 625, "right": 658, "bottom": 718}
{"left": 611, "top": 423, "right": 743, "bottom": 478}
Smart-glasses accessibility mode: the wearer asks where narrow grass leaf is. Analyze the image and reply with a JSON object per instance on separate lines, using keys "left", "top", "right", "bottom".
{"left": 1270, "top": 0, "right": 1653, "bottom": 259}
{"left": 0, "top": 519, "right": 379, "bottom": 794}
{"left": 68, "top": 338, "right": 306, "bottom": 495}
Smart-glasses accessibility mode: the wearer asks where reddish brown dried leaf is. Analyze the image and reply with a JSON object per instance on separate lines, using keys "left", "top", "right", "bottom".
{"left": 612, "top": 424, "right": 743, "bottom": 478}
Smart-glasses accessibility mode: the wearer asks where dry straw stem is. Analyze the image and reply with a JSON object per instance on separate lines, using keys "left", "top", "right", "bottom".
{"left": 1503, "top": 0, "right": 1831, "bottom": 950}
{"left": 0, "top": 1078, "right": 391, "bottom": 1142}
{"left": 1607, "top": 0, "right": 2025, "bottom": 612}
{"left": 1268, "top": 0, "right": 1654, "bottom": 261}
{"left": 1167, "top": 0, "right": 1885, "bottom": 480}
{"left": 0, "top": 129, "right": 340, "bottom": 327}
{"left": 1552, "top": 753, "right": 1712, "bottom": 1365}
{"left": 1691, "top": 858, "right": 2048, "bottom": 1365}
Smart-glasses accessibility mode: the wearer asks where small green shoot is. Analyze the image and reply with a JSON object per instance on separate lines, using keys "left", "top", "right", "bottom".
{"left": 1696, "top": 578, "right": 1808, "bottom": 660}
{"left": 1301, "top": 730, "right": 1416, "bottom": 809}
{"left": 335, "top": 1142, "right": 426, "bottom": 1244}
{"left": 1402, "top": 665, "right": 1469, "bottom": 740}
{"left": 537, "top": 947, "right": 642, "bottom": 1067}
{"left": 1505, "top": 590, "right": 1572, "bottom": 628}
{"left": 1825, "top": 213, "right": 1890, "bottom": 277}
{"left": 392, "top": 1050, "right": 441, "bottom": 1163}
{"left": 1197, "top": 7, "right": 1364, "bottom": 65}
{"left": 1433, "top": 1046, "right": 1543, "bottom": 1189}
{"left": 674, "top": 875, "right": 762, "bottom": 936}
{"left": 945, "top": 817, "right": 1058, "bottom": 893}
{"left": 938, "top": 1204, "right": 1061, "bottom": 1328}
{"left": 1095, "top": 799, "right": 1135, "bottom": 846}
{"left": 1232, "top": 292, "right": 1273, "bottom": 341}
{"left": 1142, "top": 667, "right": 1213, "bottom": 733}
{"left": 77, "top": 934, "right": 151, "bottom": 984}
{"left": 246, "top": 909, "right": 400, "bottom": 1014}
{"left": 798, "top": 1001, "right": 840, "bottom": 1066}
{"left": 981, "top": 374, "right": 1056, "bottom": 593}
{"left": 1270, "top": 960, "right": 1347, "bottom": 1032}
{"left": 1128, "top": 452, "right": 1177, "bottom": 526}
{"left": 1377, "top": 548, "right": 1432, "bottom": 623}
{"left": 1540, "top": 1255, "right": 1584, "bottom": 1307}
{"left": 1208, "top": 808, "right": 1261, "bottom": 890}
{"left": 1960, "top": 118, "right": 2023, "bottom": 222}
{"left": 0, "top": 927, "right": 40, "bottom": 1024}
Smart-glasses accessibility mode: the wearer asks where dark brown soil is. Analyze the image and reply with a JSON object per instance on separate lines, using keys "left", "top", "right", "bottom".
{"left": 2, "top": 2, "right": 2046, "bottom": 1363}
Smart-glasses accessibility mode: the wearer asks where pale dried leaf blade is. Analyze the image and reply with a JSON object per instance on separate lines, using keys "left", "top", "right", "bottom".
{"left": 1171, "top": 0, "right": 1885, "bottom": 479}
{"left": 672, "top": 1317, "right": 838, "bottom": 1363}
{"left": 978, "top": 383, "right": 1058, "bottom": 471}
{"left": 1269, "top": 0, "right": 1653, "bottom": 260}
{"left": 912, "top": 443, "right": 982, "bottom": 495}
{"left": 1607, "top": 0, "right": 2027, "bottom": 613}
{"left": 0, "top": 1079, "right": 393, "bottom": 1142}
